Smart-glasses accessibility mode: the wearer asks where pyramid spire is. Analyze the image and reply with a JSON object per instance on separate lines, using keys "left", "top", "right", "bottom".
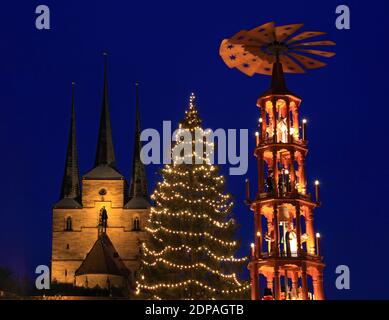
{"left": 260, "top": 61, "right": 299, "bottom": 98}
{"left": 56, "top": 82, "right": 81, "bottom": 208}
{"left": 125, "top": 82, "right": 149, "bottom": 209}
{"left": 94, "top": 52, "right": 116, "bottom": 168}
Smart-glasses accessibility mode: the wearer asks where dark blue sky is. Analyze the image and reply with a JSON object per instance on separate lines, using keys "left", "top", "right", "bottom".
{"left": 0, "top": 1, "right": 387, "bottom": 299}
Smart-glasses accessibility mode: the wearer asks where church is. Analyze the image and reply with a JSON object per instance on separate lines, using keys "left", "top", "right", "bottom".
{"left": 51, "top": 55, "right": 149, "bottom": 292}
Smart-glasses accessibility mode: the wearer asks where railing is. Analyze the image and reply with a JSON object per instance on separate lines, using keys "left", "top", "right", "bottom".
{"left": 257, "top": 191, "right": 313, "bottom": 201}
{"left": 254, "top": 251, "right": 322, "bottom": 261}
{"left": 258, "top": 136, "right": 307, "bottom": 146}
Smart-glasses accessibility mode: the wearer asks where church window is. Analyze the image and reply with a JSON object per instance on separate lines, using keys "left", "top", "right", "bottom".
{"left": 133, "top": 216, "right": 140, "bottom": 231}
{"left": 66, "top": 244, "right": 70, "bottom": 249}
{"left": 65, "top": 216, "right": 73, "bottom": 231}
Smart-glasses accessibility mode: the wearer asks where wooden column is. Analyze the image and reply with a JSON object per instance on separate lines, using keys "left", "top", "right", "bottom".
{"left": 313, "top": 271, "right": 325, "bottom": 300}
{"left": 261, "top": 104, "right": 267, "bottom": 139}
{"left": 272, "top": 98, "right": 277, "bottom": 143}
{"left": 267, "top": 218, "right": 273, "bottom": 254}
{"left": 274, "top": 266, "right": 281, "bottom": 300}
{"left": 301, "top": 266, "right": 308, "bottom": 300}
{"left": 250, "top": 263, "right": 260, "bottom": 300}
{"left": 257, "top": 152, "right": 264, "bottom": 193}
{"left": 295, "top": 204, "right": 302, "bottom": 256}
{"left": 273, "top": 204, "right": 279, "bottom": 256}
{"left": 284, "top": 269, "right": 289, "bottom": 300}
{"left": 291, "top": 271, "right": 298, "bottom": 299}
{"left": 298, "top": 155, "right": 306, "bottom": 194}
{"left": 273, "top": 149, "right": 278, "bottom": 196}
{"left": 290, "top": 149, "right": 296, "bottom": 192}
{"left": 286, "top": 99, "right": 291, "bottom": 143}
{"left": 305, "top": 208, "right": 316, "bottom": 255}
{"left": 292, "top": 106, "right": 299, "bottom": 139}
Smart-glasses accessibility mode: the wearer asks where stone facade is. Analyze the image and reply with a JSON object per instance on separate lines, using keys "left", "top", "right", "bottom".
{"left": 51, "top": 177, "right": 149, "bottom": 286}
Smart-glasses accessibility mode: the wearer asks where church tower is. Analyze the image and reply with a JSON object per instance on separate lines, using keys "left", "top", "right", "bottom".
{"left": 247, "top": 61, "right": 325, "bottom": 300}
{"left": 51, "top": 55, "right": 150, "bottom": 291}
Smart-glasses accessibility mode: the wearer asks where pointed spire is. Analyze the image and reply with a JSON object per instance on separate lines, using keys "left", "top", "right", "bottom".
{"left": 94, "top": 52, "right": 116, "bottom": 168}
{"left": 126, "top": 82, "right": 149, "bottom": 209}
{"left": 270, "top": 61, "right": 287, "bottom": 93}
{"left": 259, "top": 61, "right": 300, "bottom": 98}
{"left": 57, "top": 82, "right": 81, "bottom": 207}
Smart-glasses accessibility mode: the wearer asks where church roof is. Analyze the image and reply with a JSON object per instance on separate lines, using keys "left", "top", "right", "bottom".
{"left": 83, "top": 165, "right": 124, "bottom": 180}
{"left": 124, "top": 196, "right": 150, "bottom": 209}
{"left": 125, "top": 82, "right": 149, "bottom": 209}
{"left": 53, "top": 198, "right": 82, "bottom": 209}
{"left": 75, "top": 233, "right": 128, "bottom": 277}
{"left": 54, "top": 83, "right": 81, "bottom": 209}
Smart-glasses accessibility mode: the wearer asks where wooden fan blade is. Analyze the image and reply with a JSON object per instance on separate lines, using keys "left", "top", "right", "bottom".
{"left": 246, "top": 21, "right": 275, "bottom": 44}
{"left": 286, "top": 31, "right": 326, "bottom": 44}
{"left": 275, "top": 23, "right": 303, "bottom": 42}
{"left": 229, "top": 30, "right": 250, "bottom": 44}
{"left": 280, "top": 55, "right": 306, "bottom": 73}
{"left": 244, "top": 45, "right": 268, "bottom": 60}
{"left": 289, "top": 52, "right": 326, "bottom": 69}
{"left": 236, "top": 58, "right": 266, "bottom": 76}
{"left": 255, "top": 59, "right": 275, "bottom": 75}
{"left": 290, "top": 40, "right": 336, "bottom": 47}
{"left": 294, "top": 49, "right": 336, "bottom": 58}
{"left": 219, "top": 40, "right": 247, "bottom": 68}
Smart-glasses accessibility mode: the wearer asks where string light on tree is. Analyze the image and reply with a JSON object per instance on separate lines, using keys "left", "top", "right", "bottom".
{"left": 136, "top": 93, "right": 248, "bottom": 299}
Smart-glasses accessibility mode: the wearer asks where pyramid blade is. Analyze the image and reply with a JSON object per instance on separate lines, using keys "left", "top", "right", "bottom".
{"left": 219, "top": 40, "right": 247, "bottom": 68}
{"left": 289, "top": 52, "right": 326, "bottom": 69}
{"left": 280, "top": 55, "right": 306, "bottom": 73}
{"left": 236, "top": 58, "right": 266, "bottom": 76}
{"left": 294, "top": 49, "right": 336, "bottom": 58}
{"left": 286, "top": 31, "right": 326, "bottom": 44}
{"left": 244, "top": 45, "right": 268, "bottom": 60}
{"left": 246, "top": 21, "right": 275, "bottom": 44}
{"left": 275, "top": 23, "right": 303, "bottom": 42}
{"left": 255, "top": 59, "right": 275, "bottom": 75}
{"left": 229, "top": 30, "right": 250, "bottom": 44}
{"left": 290, "top": 40, "right": 336, "bottom": 47}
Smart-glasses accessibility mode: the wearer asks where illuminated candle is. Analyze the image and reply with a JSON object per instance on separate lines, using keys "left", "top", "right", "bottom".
{"left": 302, "top": 119, "right": 307, "bottom": 141}
{"left": 316, "top": 233, "right": 321, "bottom": 256}
{"left": 259, "top": 117, "right": 263, "bottom": 140}
{"left": 255, "top": 131, "right": 260, "bottom": 146}
{"left": 256, "top": 231, "right": 261, "bottom": 257}
{"left": 315, "top": 180, "right": 320, "bottom": 203}
{"left": 251, "top": 243, "right": 255, "bottom": 257}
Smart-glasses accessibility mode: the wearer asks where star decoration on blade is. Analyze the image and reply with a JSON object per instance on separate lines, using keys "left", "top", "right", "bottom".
{"left": 219, "top": 22, "right": 336, "bottom": 76}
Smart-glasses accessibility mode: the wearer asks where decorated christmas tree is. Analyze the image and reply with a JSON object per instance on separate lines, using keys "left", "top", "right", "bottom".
{"left": 136, "top": 93, "right": 249, "bottom": 300}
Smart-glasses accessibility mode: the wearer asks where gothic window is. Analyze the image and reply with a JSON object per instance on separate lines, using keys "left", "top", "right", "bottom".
{"left": 65, "top": 216, "right": 73, "bottom": 231}
{"left": 133, "top": 216, "right": 140, "bottom": 231}
{"left": 66, "top": 244, "right": 70, "bottom": 250}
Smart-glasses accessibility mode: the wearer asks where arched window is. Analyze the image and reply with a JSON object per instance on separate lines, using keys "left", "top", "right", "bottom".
{"left": 133, "top": 216, "right": 140, "bottom": 231}
{"left": 65, "top": 217, "right": 72, "bottom": 231}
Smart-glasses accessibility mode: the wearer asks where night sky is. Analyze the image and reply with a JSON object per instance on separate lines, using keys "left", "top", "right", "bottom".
{"left": 0, "top": 1, "right": 387, "bottom": 299}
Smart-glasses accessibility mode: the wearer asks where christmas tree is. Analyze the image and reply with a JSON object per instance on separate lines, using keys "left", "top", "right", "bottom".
{"left": 136, "top": 93, "right": 249, "bottom": 300}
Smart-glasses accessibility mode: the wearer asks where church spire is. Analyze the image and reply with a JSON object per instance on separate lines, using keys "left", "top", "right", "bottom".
{"left": 125, "top": 82, "right": 149, "bottom": 209}
{"left": 94, "top": 52, "right": 116, "bottom": 168}
{"left": 56, "top": 82, "right": 81, "bottom": 208}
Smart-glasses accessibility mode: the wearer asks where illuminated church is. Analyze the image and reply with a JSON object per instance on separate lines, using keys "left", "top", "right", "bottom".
{"left": 51, "top": 56, "right": 149, "bottom": 292}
